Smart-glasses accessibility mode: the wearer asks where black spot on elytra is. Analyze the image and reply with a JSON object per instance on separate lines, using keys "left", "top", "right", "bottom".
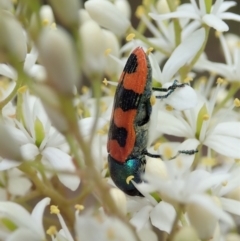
{"left": 111, "top": 122, "right": 128, "bottom": 147}
{"left": 115, "top": 88, "right": 141, "bottom": 111}
{"left": 123, "top": 53, "right": 138, "bottom": 73}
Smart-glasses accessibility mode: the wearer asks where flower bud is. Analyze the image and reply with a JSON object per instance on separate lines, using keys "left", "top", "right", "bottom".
{"left": 78, "top": 9, "right": 91, "bottom": 24}
{"left": 37, "top": 27, "right": 80, "bottom": 95}
{"left": 173, "top": 226, "right": 198, "bottom": 241}
{"left": 156, "top": 0, "right": 170, "bottom": 14}
{"left": 114, "top": 0, "right": 131, "bottom": 20}
{"left": 40, "top": 5, "right": 55, "bottom": 27}
{"left": 145, "top": 157, "right": 167, "bottom": 178}
{"left": 85, "top": 0, "right": 131, "bottom": 36}
{"left": 0, "top": 10, "right": 27, "bottom": 63}
{"left": 0, "top": 123, "right": 22, "bottom": 161}
{"left": 110, "top": 188, "right": 127, "bottom": 215}
{"left": 80, "top": 20, "right": 106, "bottom": 77}
{"left": 0, "top": 0, "right": 13, "bottom": 11}
{"left": 48, "top": 0, "right": 80, "bottom": 28}
{"left": 186, "top": 201, "right": 217, "bottom": 240}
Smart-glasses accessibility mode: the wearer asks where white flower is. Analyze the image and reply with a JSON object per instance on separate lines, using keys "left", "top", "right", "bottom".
{"left": 0, "top": 90, "right": 80, "bottom": 191}
{"left": 157, "top": 81, "right": 240, "bottom": 159}
{"left": 0, "top": 197, "right": 50, "bottom": 241}
{"left": 148, "top": 28, "right": 205, "bottom": 110}
{"left": 149, "top": 0, "right": 240, "bottom": 32}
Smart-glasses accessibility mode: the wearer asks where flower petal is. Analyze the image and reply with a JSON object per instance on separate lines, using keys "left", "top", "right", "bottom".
{"left": 8, "top": 176, "right": 32, "bottom": 196}
{"left": 42, "top": 147, "right": 80, "bottom": 191}
{"left": 149, "top": 11, "right": 199, "bottom": 22}
{"left": 202, "top": 14, "right": 229, "bottom": 31}
{"left": 158, "top": 83, "right": 198, "bottom": 110}
{"left": 220, "top": 197, "right": 240, "bottom": 216}
{"left": 150, "top": 201, "right": 175, "bottom": 233}
{"left": 162, "top": 28, "right": 205, "bottom": 82}
{"left": 204, "top": 135, "right": 240, "bottom": 159}
{"left": 157, "top": 110, "right": 193, "bottom": 137}
{"left": 220, "top": 12, "right": 240, "bottom": 21}
{"left": 31, "top": 197, "right": 50, "bottom": 237}
{"left": 130, "top": 205, "right": 152, "bottom": 231}
{"left": 210, "top": 122, "right": 240, "bottom": 138}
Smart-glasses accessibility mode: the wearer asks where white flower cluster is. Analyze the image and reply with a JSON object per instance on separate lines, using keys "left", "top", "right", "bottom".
{"left": 0, "top": 0, "right": 239, "bottom": 240}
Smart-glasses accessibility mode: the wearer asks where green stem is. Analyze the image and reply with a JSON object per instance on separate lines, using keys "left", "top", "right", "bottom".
{"left": 0, "top": 78, "right": 22, "bottom": 111}
{"left": 18, "top": 163, "right": 75, "bottom": 226}
{"left": 130, "top": 27, "right": 170, "bottom": 56}
{"left": 166, "top": 0, "right": 181, "bottom": 46}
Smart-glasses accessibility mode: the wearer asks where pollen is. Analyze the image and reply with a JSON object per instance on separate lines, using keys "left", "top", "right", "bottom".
{"left": 183, "top": 76, "right": 193, "bottom": 83}
{"left": 199, "top": 76, "right": 207, "bottom": 84}
{"left": 154, "top": 142, "right": 161, "bottom": 151}
{"left": 215, "top": 31, "right": 221, "bottom": 38}
{"left": 150, "top": 95, "right": 156, "bottom": 106}
{"left": 201, "top": 157, "right": 216, "bottom": 167}
{"left": 216, "top": 77, "right": 224, "bottom": 84}
{"left": 42, "top": 19, "right": 49, "bottom": 26}
{"left": 126, "top": 175, "right": 134, "bottom": 184}
{"left": 237, "top": 41, "right": 240, "bottom": 48}
{"left": 75, "top": 204, "right": 85, "bottom": 211}
{"left": 46, "top": 226, "right": 57, "bottom": 236}
{"left": 165, "top": 104, "right": 173, "bottom": 111}
{"left": 146, "top": 47, "right": 154, "bottom": 55}
{"left": 143, "top": 0, "right": 150, "bottom": 6}
{"left": 50, "top": 22, "right": 57, "bottom": 29}
{"left": 222, "top": 180, "right": 228, "bottom": 186}
{"left": 103, "top": 78, "right": 108, "bottom": 86}
{"left": 50, "top": 205, "right": 60, "bottom": 214}
{"left": 81, "top": 86, "right": 89, "bottom": 94}
{"left": 163, "top": 147, "right": 173, "bottom": 160}
{"left": 234, "top": 98, "right": 240, "bottom": 107}
{"left": 126, "top": 33, "right": 135, "bottom": 42}
{"left": 18, "top": 85, "right": 28, "bottom": 93}
{"left": 203, "top": 114, "right": 209, "bottom": 121}
{"left": 107, "top": 227, "right": 116, "bottom": 240}
{"left": 105, "top": 48, "right": 112, "bottom": 56}
{"left": 135, "top": 5, "right": 145, "bottom": 18}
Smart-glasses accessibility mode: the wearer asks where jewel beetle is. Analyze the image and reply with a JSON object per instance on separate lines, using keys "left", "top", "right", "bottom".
{"left": 107, "top": 47, "right": 197, "bottom": 196}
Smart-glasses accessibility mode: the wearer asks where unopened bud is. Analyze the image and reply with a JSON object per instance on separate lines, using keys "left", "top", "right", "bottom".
{"left": 0, "top": 123, "right": 22, "bottom": 161}
{"left": 37, "top": 27, "right": 80, "bottom": 95}
{"left": 173, "top": 226, "right": 198, "bottom": 241}
{"left": 110, "top": 188, "right": 127, "bottom": 215}
{"left": 0, "top": 10, "right": 27, "bottom": 63}
{"left": 48, "top": 0, "right": 80, "bottom": 28}
{"left": 85, "top": 0, "right": 130, "bottom": 36}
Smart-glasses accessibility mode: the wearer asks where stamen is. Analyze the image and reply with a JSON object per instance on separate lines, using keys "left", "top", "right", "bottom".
{"left": 18, "top": 85, "right": 28, "bottom": 93}
{"left": 234, "top": 98, "right": 240, "bottom": 107}
{"left": 135, "top": 5, "right": 145, "bottom": 18}
{"left": 105, "top": 48, "right": 112, "bottom": 56}
{"left": 203, "top": 114, "right": 209, "bottom": 121}
{"left": 154, "top": 142, "right": 161, "bottom": 151}
{"left": 183, "top": 76, "right": 193, "bottom": 83}
{"left": 46, "top": 226, "right": 57, "bottom": 236}
{"left": 165, "top": 104, "right": 173, "bottom": 111}
{"left": 75, "top": 204, "right": 85, "bottom": 211}
{"left": 126, "top": 33, "right": 135, "bottom": 42}
{"left": 150, "top": 95, "right": 156, "bottom": 106}
{"left": 146, "top": 47, "right": 154, "bottom": 55}
{"left": 50, "top": 205, "right": 60, "bottom": 214}
{"left": 126, "top": 175, "right": 134, "bottom": 184}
